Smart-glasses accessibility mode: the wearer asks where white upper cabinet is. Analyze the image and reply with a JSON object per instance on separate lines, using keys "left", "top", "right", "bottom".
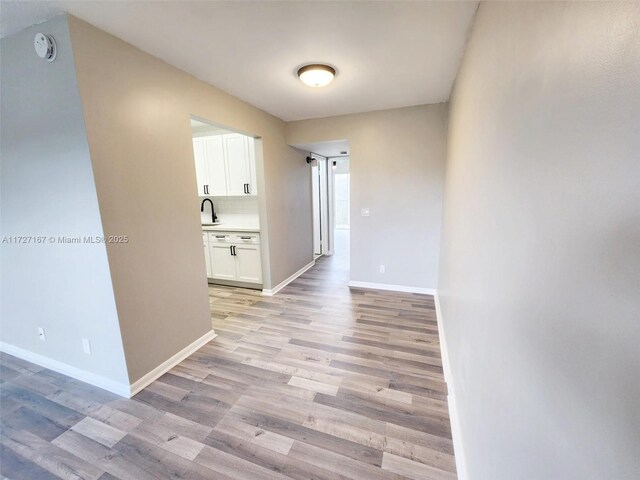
{"left": 224, "top": 134, "right": 250, "bottom": 196}
{"left": 203, "top": 136, "right": 227, "bottom": 196}
{"left": 193, "top": 138, "right": 209, "bottom": 196}
{"left": 247, "top": 138, "right": 258, "bottom": 196}
{"left": 193, "top": 134, "right": 257, "bottom": 197}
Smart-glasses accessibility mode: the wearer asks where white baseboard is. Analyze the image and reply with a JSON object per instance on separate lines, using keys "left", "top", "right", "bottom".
{"left": 434, "top": 292, "right": 469, "bottom": 480}
{"left": 347, "top": 280, "right": 436, "bottom": 295}
{"left": 262, "top": 260, "right": 315, "bottom": 296}
{"left": 1, "top": 330, "right": 218, "bottom": 399}
{"left": 129, "top": 329, "right": 217, "bottom": 397}
{"left": 434, "top": 293, "right": 451, "bottom": 384}
{"left": 0, "top": 341, "right": 131, "bottom": 397}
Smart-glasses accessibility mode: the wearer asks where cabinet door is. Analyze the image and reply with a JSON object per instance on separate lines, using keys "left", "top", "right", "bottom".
{"left": 246, "top": 138, "right": 258, "bottom": 196}
{"left": 224, "top": 134, "right": 250, "bottom": 196}
{"left": 210, "top": 243, "right": 237, "bottom": 280}
{"left": 202, "top": 233, "right": 212, "bottom": 278}
{"left": 203, "top": 136, "right": 228, "bottom": 196}
{"left": 234, "top": 244, "right": 262, "bottom": 284}
{"left": 193, "top": 138, "right": 210, "bottom": 196}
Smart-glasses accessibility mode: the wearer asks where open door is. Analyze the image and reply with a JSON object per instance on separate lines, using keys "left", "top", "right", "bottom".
{"left": 312, "top": 162, "right": 321, "bottom": 255}
{"left": 311, "top": 155, "right": 329, "bottom": 257}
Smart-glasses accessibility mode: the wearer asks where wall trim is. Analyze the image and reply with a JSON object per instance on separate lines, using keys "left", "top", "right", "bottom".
{"left": 262, "top": 260, "right": 315, "bottom": 296}
{"left": 129, "top": 329, "right": 217, "bottom": 397}
{"left": 434, "top": 292, "right": 469, "bottom": 480}
{"left": 2, "top": 330, "right": 218, "bottom": 399}
{"left": 434, "top": 292, "right": 451, "bottom": 384}
{"left": 347, "top": 280, "right": 436, "bottom": 295}
{"left": 0, "top": 341, "right": 131, "bottom": 397}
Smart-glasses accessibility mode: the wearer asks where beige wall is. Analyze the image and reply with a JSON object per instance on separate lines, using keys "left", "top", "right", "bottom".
{"left": 439, "top": 2, "right": 640, "bottom": 479}
{"left": 287, "top": 104, "right": 447, "bottom": 290}
{"left": 68, "top": 16, "right": 312, "bottom": 383}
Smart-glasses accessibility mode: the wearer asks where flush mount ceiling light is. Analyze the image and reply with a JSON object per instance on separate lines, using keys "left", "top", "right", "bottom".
{"left": 297, "top": 64, "right": 336, "bottom": 88}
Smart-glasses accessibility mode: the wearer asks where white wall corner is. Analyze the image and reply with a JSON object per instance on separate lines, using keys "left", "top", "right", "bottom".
{"left": 0, "top": 341, "right": 131, "bottom": 397}
{"left": 434, "top": 292, "right": 469, "bottom": 480}
{"left": 347, "top": 280, "right": 436, "bottom": 295}
{"left": 262, "top": 260, "right": 315, "bottom": 296}
{"left": 128, "top": 329, "right": 217, "bottom": 397}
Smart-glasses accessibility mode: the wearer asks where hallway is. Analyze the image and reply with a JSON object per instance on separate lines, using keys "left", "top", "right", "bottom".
{"left": 0, "top": 247, "right": 454, "bottom": 479}
{"left": 206, "top": 240, "right": 455, "bottom": 479}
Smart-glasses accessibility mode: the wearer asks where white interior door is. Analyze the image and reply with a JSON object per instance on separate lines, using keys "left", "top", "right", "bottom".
{"left": 311, "top": 156, "right": 330, "bottom": 256}
{"left": 318, "top": 158, "right": 329, "bottom": 255}
{"left": 312, "top": 163, "right": 321, "bottom": 255}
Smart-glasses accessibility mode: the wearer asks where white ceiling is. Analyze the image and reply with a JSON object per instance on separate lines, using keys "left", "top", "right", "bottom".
{"left": 0, "top": 1, "right": 478, "bottom": 121}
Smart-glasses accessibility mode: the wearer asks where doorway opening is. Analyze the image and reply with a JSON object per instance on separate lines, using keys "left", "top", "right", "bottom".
{"left": 189, "top": 116, "right": 270, "bottom": 292}
{"left": 295, "top": 139, "right": 350, "bottom": 282}
{"left": 332, "top": 157, "right": 350, "bottom": 265}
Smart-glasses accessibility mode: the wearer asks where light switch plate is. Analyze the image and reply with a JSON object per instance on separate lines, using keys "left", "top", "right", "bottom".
{"left": 361, "top": 208, "right": 370, "bottom": 217}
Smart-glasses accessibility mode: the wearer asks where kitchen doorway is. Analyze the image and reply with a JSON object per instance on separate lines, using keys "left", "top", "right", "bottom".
{"left": 189, "top": 115, "right": 271, "bottom": 292}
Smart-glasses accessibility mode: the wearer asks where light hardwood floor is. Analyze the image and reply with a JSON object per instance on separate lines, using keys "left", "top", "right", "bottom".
{"left": 0, "top": 232, "right": 455, "bottom": 479}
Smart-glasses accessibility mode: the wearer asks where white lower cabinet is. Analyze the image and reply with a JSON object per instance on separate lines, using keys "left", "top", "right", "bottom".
{"left": 235, "top": 244, "right": 262, "bottom": 283}
{"left": 210, "top": 243, "right": 238, "bottom": 281}
{"left": 204, "top": 231, "right": 262, "bottom": 285}
{"left": 202, "top": 233, "right": 212, "bottom": 277}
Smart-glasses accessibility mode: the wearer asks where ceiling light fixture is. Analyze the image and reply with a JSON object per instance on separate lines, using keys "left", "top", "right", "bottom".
{"left": 298, "top": 64, "right": 336, "bottom": 88}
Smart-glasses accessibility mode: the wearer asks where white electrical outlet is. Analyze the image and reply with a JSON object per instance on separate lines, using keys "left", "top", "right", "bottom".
{"left": 361, "top": 208, "right": 370, "bottom": 217}
{"left": 82, "top": 338, "right": 92, "bottom": 355}
{"left": 379, "top": 265, "right": 385, "bottom": 273}
{"left": 37, "top": 327, "right": 46, "bottom": 341}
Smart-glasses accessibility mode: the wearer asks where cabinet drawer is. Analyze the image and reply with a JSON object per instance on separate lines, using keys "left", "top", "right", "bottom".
{"left": 231, "top": 233, "right": 260, "bottom": 244}
{"left": 208, "top": 232, "right": 233, "bottom": 243}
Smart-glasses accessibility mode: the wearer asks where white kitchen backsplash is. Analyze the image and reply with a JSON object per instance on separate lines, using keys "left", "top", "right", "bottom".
{"left": 199, "top": 196, "right": 260, "bottom": 228}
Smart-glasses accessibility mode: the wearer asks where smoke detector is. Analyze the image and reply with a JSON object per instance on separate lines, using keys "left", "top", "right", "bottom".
{"left": 34, "top": 33, "right": 56, "bottom": 62}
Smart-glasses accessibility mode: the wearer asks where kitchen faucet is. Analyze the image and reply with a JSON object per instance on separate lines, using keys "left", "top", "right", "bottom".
{"left": 200, "top": 198, "right": 217, "bottom": 223}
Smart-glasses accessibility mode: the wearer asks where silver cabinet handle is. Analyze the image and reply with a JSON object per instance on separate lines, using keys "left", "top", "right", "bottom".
{"left": 240, "top": 236, "right": 251, "bottom": 240}
{"left": 215, "top": 235, "right": 226, "bottom": 239}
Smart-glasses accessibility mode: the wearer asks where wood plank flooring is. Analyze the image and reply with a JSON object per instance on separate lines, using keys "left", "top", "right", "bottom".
{"left": 0, "top": 234, "right": 455, "bottom": 479}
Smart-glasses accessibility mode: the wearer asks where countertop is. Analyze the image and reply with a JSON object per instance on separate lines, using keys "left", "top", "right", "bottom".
{"left": 202, "top": 224, "right": 260, "bottom": 233}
